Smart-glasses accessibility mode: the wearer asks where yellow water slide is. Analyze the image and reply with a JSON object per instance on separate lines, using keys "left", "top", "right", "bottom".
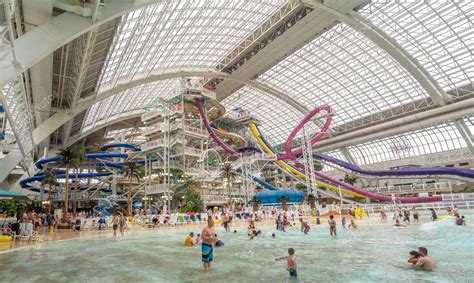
{"left": 249, "top": 122, "right": 362, "bottom": 198}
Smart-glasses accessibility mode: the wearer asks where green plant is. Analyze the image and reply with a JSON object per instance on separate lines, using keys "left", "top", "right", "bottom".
{"left": 41, "top": 170, "right": 57, "bottom": 213}
{"left": 122, "top": 161, "right": 142, "bottom": 216}
{"left": 219, "top": 162, "right": 237, "bottom": 208}
{"left": 57, "top": 146, "right": 83, "bottom": 222}
{"left": 0, "top": 200, "right": 27, "bottom": 223}
{"left": 172, "top": 178, "right": 203, "bottom": 213}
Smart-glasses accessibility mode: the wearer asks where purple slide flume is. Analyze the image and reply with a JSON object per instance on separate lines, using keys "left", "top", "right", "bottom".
{"left": 195, "top": 98, "right": 240, "bottom": 157}
{"left": 313, "top": 152, "right": 474, "bottom": 179}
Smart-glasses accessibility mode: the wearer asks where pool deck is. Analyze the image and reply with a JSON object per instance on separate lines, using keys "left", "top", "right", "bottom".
{"left": 0, "top": 215, "right": 353, "bottom": 253}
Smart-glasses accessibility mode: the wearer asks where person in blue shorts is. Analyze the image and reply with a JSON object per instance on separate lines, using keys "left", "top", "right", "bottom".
{"left": 201, "top": 216, "right": 216, "bottom": 271}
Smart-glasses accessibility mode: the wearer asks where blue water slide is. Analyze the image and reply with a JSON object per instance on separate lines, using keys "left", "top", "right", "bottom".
{"left": 20, "top": 172, "right": 113, "bottom": 191}
{"left": 101, "top": 143, "right": 141, "bottom": 152}
{"left": 247, "top": 175, "right": 304, "bottom": 203}
{"left": 256, "top": 189, "right": 304, "bottom": 204}
{"left": 35, "top": 152, "right": 129, "bottom": 170}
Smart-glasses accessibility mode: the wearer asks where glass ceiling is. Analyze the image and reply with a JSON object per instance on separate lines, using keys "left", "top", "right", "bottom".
{"left": 83, "top": 79, "right": 181, "bottom": 130}
{"left": 359, "top": 1, "right": 474, "bottom": 94}
{"left": 258, "top": 22, "right": 429, "bottom": 129}
{"left": 222, "top": 86, "right": 303, "bottom": 145}
{"left": 348, "top": 123, "right": 467, "bottom": 166}
{"left": 80, "top": 0, "right": 473, "bottom": 167}
{"left": 98, "top": 0, "right": 286, "bottom": 87}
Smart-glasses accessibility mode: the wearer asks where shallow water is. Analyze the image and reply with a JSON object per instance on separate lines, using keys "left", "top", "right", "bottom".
{"left": 0, "top": 215, "right": 473, "bottom": 283}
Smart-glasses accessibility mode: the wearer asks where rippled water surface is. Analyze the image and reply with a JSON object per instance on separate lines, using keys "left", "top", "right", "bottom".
{"left": 0, "top": 215, "right": 473, "bottom": 283}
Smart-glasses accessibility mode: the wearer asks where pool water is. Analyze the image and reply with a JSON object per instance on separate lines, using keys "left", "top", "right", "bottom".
{"left": 0, "top": 215, "right": 473, "bottom": 283}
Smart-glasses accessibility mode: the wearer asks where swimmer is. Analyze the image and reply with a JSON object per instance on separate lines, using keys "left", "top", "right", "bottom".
{"left": 112, "top": 214, "right": 119, "bottom": 239}
{"left": 341, "top": 217, "right": 346, "bottom": 229}
{"left": 408, "top": 250, "right": 420, "bottom": 266}
{"left": 348, "top": 219, "right": 357, "bottom": 229}
{"left": 328, "top": 215, "right": 337, "bottom": 236}
{"left": 195, "top": 233, "right": 201, "bottom": 245}
{"left": 413, "top": 247, "right": 436, "bottom": 271}
{"left": 201, "top": 216, "right": 217, "bottom": 271}
{"left": 303, "top": 222, "right": 311, "bottom": 234}
{"left": 184, "top": 232, "right": 194, "bottom": 247}
{"left": 394, "top": 219, "right": 406, "bottom": 228}
{"left": 215, "top": 234, "right": 225, "bottom": 247}
{"left": 234, "top": 230, "right": 237, "bottom": 233}
{"left": 455, "top": 215, "right": 466, "bottom": 226}
{"left": 119, "top": 214, "right": 126, "bottom": 237}
{"left": 276, "top": 248, "right": 297, "bottom": 278}
{"left": 430, "top": 208, "right": 437, "bottom": 221}
{"left": 272, "top": 233, "right": 276, "bottom": 239}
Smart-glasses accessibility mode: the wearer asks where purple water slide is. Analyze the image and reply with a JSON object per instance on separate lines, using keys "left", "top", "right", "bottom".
{"left": 277, "top": 106, "right": 443, "bottom": 203}
{"left": 279, "top": 104, "right": 332, "bottom": 160}
{"left": 195, "top": 98, "right": 240, "bottom": 157}
{"left": 314, "top": 152, "right": 474, "bottom": 179}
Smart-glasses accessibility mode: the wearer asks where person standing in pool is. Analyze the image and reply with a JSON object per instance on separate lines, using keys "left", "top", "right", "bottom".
{"left": 328, "top": 215, "right": 337, "bottom": 236}
{"left": 412, "top": 207, "right": 419, "bottom": 223}
{"left": 119, "top": 214, "right": 127, "bottom": 237}
{"left": 112, "top": 214, "right": 119, "bottom": 239}
{"left": 276, "top": 248, "right": 297, "bottom": 278}
{"left": 430, "top": 208, "right": 437, "bottom": 221}
{"left": 201, "top": 216, "right": 217, "bottom": 271}
{"left": 413, "top": 247, "right": 436, "bottom": 271}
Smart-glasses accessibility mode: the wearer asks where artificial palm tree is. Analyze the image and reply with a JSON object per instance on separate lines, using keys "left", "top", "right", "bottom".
{"left": 72, "top": 146, "right": 86, "bottom": 215}
{"left": 122, "top": 161, "right": 142, "bottom": 216}
{"left": 172, "top": 178, "right": 203, "bottom": 212}
{"left": 41, "top": 170, "right": 57, "bottom": 214}
{"left": 57, "top": 146, "right": 83, "bottom": 222}
{"left": 219, "top": 162, "right": 237, "bottom": 208}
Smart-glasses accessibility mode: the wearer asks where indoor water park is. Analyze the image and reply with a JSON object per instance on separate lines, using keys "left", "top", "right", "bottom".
{"left": 0, "top": 1, "right": 473, "bottom": 282}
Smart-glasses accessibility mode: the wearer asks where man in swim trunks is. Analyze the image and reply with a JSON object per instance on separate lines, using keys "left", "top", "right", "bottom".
{"left": 414, "top": 247, "right": 436, "bottom": 271}
{"left": 201, "top": 216, "right": 216, "bottom": 271}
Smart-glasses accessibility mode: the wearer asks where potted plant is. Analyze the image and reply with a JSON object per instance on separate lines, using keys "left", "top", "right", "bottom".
{"left": 251, "top": 196, "right": 261, "bottom": 212}
{"left": 307, "top": 193, "right": 317, "bottom": 209}
{"left": 277, "top": 196, "right": 290, "bottom": 211}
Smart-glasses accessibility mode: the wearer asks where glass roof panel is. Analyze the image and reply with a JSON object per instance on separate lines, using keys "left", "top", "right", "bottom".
{"left": 359, "top": 1, "right": 474, "bottom": 94}
{"left": 98, "top": 0, "right": 286, "bottom": 87}
{"left": 259, "top": 22, "right": 429, "bottom": 127}
{"left": 83, "top": 79, "right": 181, "bottom": 130}
{"left": 221, "top": 86, "right": 304, "bottom": 145}
{"left": 347, "top": 123, "right": 467, "bottom": 165}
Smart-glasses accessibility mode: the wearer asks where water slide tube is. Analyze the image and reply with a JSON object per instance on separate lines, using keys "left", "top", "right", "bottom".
{"left": 256, "top": 189, "right": 304, "bottom": 204}
{"left": 101, "top": 143, "right": 141, "bottom": 152}
{"left": 250, "top": 122, "right": 361, "bottom": 198}
{"left": 251, "top": 106, "right": 443, "bottom": 203}
{"left": 20, "top": 172, "right": 113, "bottom": 192}
{"left": 313, "top": 152, "right": 474, "bottom": 179}
{"left": 195, "top": 98, "right": 240, "bottom": 157}
{"left": 35, "top": 152, "right": 128, "bottom": 170}
{"left": 196, "top": 98, "right": 303, "bottom": 202}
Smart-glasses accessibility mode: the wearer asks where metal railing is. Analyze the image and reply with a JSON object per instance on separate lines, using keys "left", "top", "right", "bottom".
{"left": 366, "top": 182, "right": 452, "bottom": 194}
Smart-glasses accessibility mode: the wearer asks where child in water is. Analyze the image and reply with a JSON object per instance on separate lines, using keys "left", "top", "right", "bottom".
{"left": 408, "top": 250, "right": 420, "bottom": 266}
{"left": 341, "top": 217, "right": 346, "bottom": 229}
{"left": 303, "top": 222, "right": 311, "bottom": 234}
{"left": 276, "top": 248, "right": 297, "bottom": 277}
{"left": 215, "top": 234, "right": 224, "bottom": 247}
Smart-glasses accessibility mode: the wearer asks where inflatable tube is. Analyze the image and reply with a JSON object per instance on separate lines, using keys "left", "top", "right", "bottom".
{"left": 0, "top": 235, "right": 13, "bottom": 242}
